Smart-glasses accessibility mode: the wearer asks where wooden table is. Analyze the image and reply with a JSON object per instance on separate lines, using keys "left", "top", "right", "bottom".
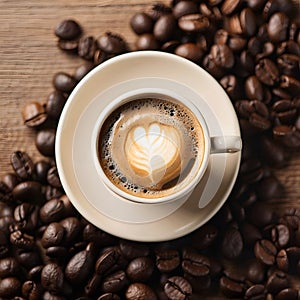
{"left": 0, "top": 0, "right": 299, "bottom": 298}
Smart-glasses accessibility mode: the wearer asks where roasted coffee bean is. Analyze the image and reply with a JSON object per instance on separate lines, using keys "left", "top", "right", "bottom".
{"left": 96, "top": 32, "right": 128, "bottom": 54}
{"left": 173, "top": 1, "right": 198, "bottom": 19}
{"left": 0, "top": 277, "right": 22, "bottom": 298}
{"left": 65, "top": 248, "right": 94, "bottom": 284}
{"left": 16, "top": 249, "right": 41, "bottom": 270}
{"left": 203, "top": 53, "right": 225, "bottom": 78}
{"left": 2, "top": 173, "right": 19, "bottom": 192}
{"left": 53, "top": 72, "right": 77, "bottom": 94}
{"left": 98, "top": 293, "right": 121, "bottom": 300}
{"left": 0, "top": 257, "right": 20, "bottom": 278}
{"left": 12, "top": 181, "right": 43, "bottom": 204}
{"left": 255, "top": 58, "right": 279, "bottom": 86}
{"left": 22, "top": 280, "right": 42, "bottom": 300}
{"left": 221, "top": 0, "right": 243, "bottom": 15}
{"left": 191, "top": 223, "right": 218, "bottom": 250}
{"left": 247, "top": 202, "right": 274, "bottom": 228}
{"left": 46, "top": 91, "right": 66, "bottom": 120}
{"left": 135, "top": 33, "right": 160, "bottom": 50}
{"left": 45, "top": 186, "right": 64, "bottom": 201}
{"left": 220, "top": 74, "right": 241, "bottom": 99}
{"left": 219, "top": 275, "right": 245, "bottom": 298}
{"left": 211, "top": 44, "right": 234, "bottom": 68}
{"left": 43, "top": 291, "right": 67, "bottom": 300}
{"left": 14, "top": 203, "right": 39, "bottom": 232}
{"left": 101, "top": 270, "right": 129, "bottom": 293}
{"left": 174, "top": 43, "right": 203, "bottom": 63}
{"left": 228, "top": 35, "right": 247, "bottom": 52}
{"left": 221, "top": 225, "right": 243, "bottom": 259}
{"left": 41, "top": 222, "right": 65, "bottom": 248}
{"left": 155, "top": 248, "right": 180, "bottom": 273}
{"left": 73, "top": 62, "right": 94, "bottom": 82}
{"left": 47, "top": 166, "right": 61, "bottom": 188}
{"left": 126, "top": 256, "right": 154, "bottom": 282}
{"left": 78, "top": 36, "right": 97, "bottom": 60}
{"left": 254, "top": 239, "right": 277, "bottom": 266}
{"left": 257, "top": 176, "right": 284, "bottom": 200}
{"left": 45, "top": 246, "right": 68, "bottom": 260}
{"left": 178, "top": 13, "right": 210, "bottom": 33}
{"left": 182, "top": 249, "right": 210, "bottom": 277}
{"left": 95, "top": 248, "right": 124, "bottom": 277}
{"left": 247, "top": 0, "right": 268, "bottom": 11}
{"left": 83, "top": 223, "right": 116, "bottom": 246}
{"left": 85, "top": 273, "right": 101, "bottom": 296}
{"left": 276, "top": 249, "right": 289, "bottom": 272}
{"left": 245, "top": 76, "right": 264, "bottom": 101}
{"left": 273, "top": 125, "right": 300, "bottom": 148}
{"left": 22, "top": 101, "right": 47, "bottom": 128}
{"left": 125, "top": 283, "right": 157, "bottom": 300}
{"left": 275, "top": 288, "right": 300, "bottom": 300}
{"left": 119, "top": 240, "right": 149, "bottom": 260}
{"left": 164, "top": 276, "right": 192, "bottom": 300}
{"left": 277, "top": 54, "right": 300, "bottom": 77}
{"left": 35, "top": 129, "right": 56, "bottom": 157}
{"left": 268, "top": 12, "right": 289, "bottom": 42}
{"left": 57, "top": 39, "right": 78, "bottom": 53}
{"left": 34, "top": 160, "right": 51, "bottom": 184}
{"left": 11, "top": 151, "right": 34, "bottom": 180}
{"left": 270, "top": 224, "right": 290, "bottom": 248}
{"left": 55, "top": 19, "right": 82, "bottom": 40}
{"left": 59, "top": 217, "right": 81, "bottom": 244}
{"left": 241, "top": 222, "right": 262, "bottom": 246}
{"left": 240, "top": 7, "right": 257, "bottom": 36}
{"left": 10, "top": 230, "right": 35, "bottom": 250}
{"left": 280, "top": 74, "right": 300, "bottom": 95}
{"left": 40, "top": 199, "right": 65, "bottom": 224}
{"left": 41, "top": 263, "right": 64, "bottom": 293}
{"left": 246, "top": 259, "right": 266, "bottom": 283}
{"left": 130, "top": 13, "right": 154, "bottom": 34}
{"left": 153, "top": 14, "right": 176, "bottom": 42}
{"left": 266, "top": 271, "right": 289, "bottom": 294}
{"left": 245, "top": 284, "right": 267, "bottom": 300}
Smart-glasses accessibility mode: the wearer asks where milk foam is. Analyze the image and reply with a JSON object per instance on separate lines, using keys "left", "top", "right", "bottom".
{"left": 98, "top": 98, "right": 205, "bottom": 199}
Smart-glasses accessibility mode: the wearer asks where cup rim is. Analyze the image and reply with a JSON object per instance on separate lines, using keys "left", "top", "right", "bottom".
{"left": 92, "top": 88, "right": 211, "bottom": 204}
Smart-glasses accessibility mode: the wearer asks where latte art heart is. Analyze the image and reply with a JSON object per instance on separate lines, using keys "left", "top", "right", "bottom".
{"left": 125, "top": 123, "right": 182, "bottom": 188}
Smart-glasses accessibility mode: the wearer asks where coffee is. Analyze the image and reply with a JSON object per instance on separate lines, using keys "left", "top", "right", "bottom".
{"left": 98, "top": 97, "right": 205, "bottom": 199}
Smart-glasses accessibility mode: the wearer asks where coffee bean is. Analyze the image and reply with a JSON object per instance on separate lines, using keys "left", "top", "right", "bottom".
{"left": 174, "top": 43, "right": 203, "bottom": 63}
{"left": 22, "top": 101, "right": 47, "bottom": 128}
{"left": 53, "top": 72, "right": 77, "bottom": 94}
{"left": 35, "top": 129, "right": 56, "bottom": 157}
{"left": 59, "top": 217, "right": 81, "bottom": 244}
{"left": 22, "top": 280, "right": 42, "bottom": 300}
{"left": 146, "top": 3, "right": 172, "bottom": 21}
{"left": 57, "top": 39, "right": 78, "bottom": 53}
{"left": 73, "top": 62, "right": 95, "bottom": 82}
{"left": 130, "top": 13, "right": 154, "bottom": 34}
{"left": 14, "top": 203, "right": 39, "bottom": 232}
{"left": 246, "top": 259, "right": 266, "bottom": 283}
{"left": 11, "top": 151, "right": 34, "bottom": 180}
{"left": 254, "top": 239, "right": 277, "bottom": 266}
{"left": 135, "top": 33, "right": 160, "bottom": 50}
{"left": 40, "top": 199, "right": 65, "bottom": 224}
{"left": 47, "top": 166, "right": 61, "bottom": 188}
{"left": 43, "top": 291, "right": 67, "bottom": 300}
{"left": 276, "top": 249, "right": 289, "bottom": 272}
{"left": 0, "top": 257, "right": 20, "bottom": 278}
{"left": 55, "top": 19, "right": 82, "bottom": 40}
{"left": 78, "top": 36, "right": 97, "bottom": 60}
{"left": 10, "top": 230, "right": 35, "bottom": 250}
{"left": 119, "top": 240, "right": 149, "bottom": 260}
{"left": 41, "top": 222, "right": 65, "bottom": 248}
{"left": 245, "top": 284, "right": 267, "bottom": 300}
{"left": 182, "top": 249, "right": 210, "bottom": 277}
{"left": 153, "top": 14, "right": 177, "bottom": 42}
{"left": 125, "top": 283, "right": 157, "bottom": 300}
{"left": 257, "top": 176, "right": 284, "bottom": 200}
{"left": 0, "top": 277, "right": 21, "bottom": 298}
{"left": 45, "top": 186, "right": 64, "bottom": 201}
{"left": 178, "top": 13, "right": 210, "bottom": 33}
{"left": 41, "top": 263, "right": 64, "bottom": 293}
{"left": 220, "top": 275, "right": 245, "bottom": 298}
{"left": 241, "top": 222, "right": 262, "bottom": 246}
{"left": 65, "top": 248, "right": 94, "bottom": 284}
{"left": 46, "top": 90, "right": 66, "bottom": 120}
{"left": 275, "top": 288, "right": 300, "bottom": 300}
{"left": 101, "top": 270, "right": 129, "bottom": 294}
{"left": 266, "top": 271, "right": 289, "bottom": 294}
{"left": 268, "top": 12, "right": 289, "bottom": 42}
{"left": 277, "top": 54, "right": 300, "bottom": 77}
{"left": 155, "top": 248, "right": 180, "bottom": 273}
{"left": 126, "top": 256, "right": 154, "bottom": 282}
{"left": 245, "top": 76, "right": 264, "bottom": 101}
{"left": 96, "top": 32, "right": 128, "bottom": 54}
{"left": 247, "top": 202, "right": 274, "bottom": 228}
{"left": 164, "top": 276, "right": 192, "bottom": 300}
{"left": 173, "top": 1, "right": 199, "bottom": 19}
{"left": 221, "top": 225, "right": 243, "bottom": 259}
{"left": 191, "top": 223, "right": 218, "bottom": 250}
{"left": 270, "top": 224, "right": 290, "bottom": 248}
{"left": 98, "top": 293, "right": 121, "bottom": 300}
{"left": 221, "top": 0, "right": 243, "bottom": 15}
{"left": 211, "top": 44, "right": 235, "bottom": 68}
{"left": 255, "top": 58, "right": 279, "bottom": 86}
{"left": 280, "top": 75, "right": 300, "bottom": 96}
{"left": 240, "top": 8, "right": 257, "bottom": 36}
{"left": 12, "top": 181, "right": 43, "bottom": 204}
{"left": 202, "top": 53, "right": 225, "bottom": 78}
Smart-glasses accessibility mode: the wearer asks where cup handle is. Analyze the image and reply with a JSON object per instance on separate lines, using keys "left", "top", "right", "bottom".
{"left": 210, "top": 136, "right": 242, "bottom": 154}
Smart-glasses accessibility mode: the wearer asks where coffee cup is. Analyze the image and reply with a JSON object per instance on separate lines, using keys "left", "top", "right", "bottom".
{"left": 92, "top": 88, "right": 242, "bottom": 204}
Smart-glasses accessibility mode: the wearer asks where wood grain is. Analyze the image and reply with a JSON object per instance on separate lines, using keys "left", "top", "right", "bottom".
{"left": 0, "top": 0, "right": 299, "bottom": 298}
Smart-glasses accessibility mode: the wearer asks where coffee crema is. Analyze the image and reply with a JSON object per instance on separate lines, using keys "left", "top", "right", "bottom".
{"left": 98, "top": 97, "right": 205, "bottom": 199}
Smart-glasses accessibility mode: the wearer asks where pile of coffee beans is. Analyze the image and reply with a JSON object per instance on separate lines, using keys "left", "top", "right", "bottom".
{"left": 0, "top": 0, "right": 299, "bottom": 299}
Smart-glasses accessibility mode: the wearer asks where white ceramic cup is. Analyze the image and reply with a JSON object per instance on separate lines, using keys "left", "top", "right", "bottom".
{"left": 92, "top": 88, "right": 242, "bottom": 205}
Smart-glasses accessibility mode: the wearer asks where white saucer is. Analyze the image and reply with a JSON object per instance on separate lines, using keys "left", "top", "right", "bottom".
{"left": 56, "top": 51, "right": 241, "bottom": 242}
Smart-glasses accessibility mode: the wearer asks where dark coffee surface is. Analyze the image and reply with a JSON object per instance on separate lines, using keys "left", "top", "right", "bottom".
{"left": 0, "top": 0, "right": 299, "bottom": 299}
